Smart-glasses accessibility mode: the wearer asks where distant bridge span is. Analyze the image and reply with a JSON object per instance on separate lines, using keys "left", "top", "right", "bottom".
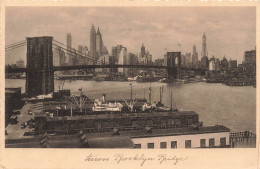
{"left": 6, "top": 65, "right": 204, "bottom": 73}
{"left": 5, "top": 64, "right": 167, "bottom": 73}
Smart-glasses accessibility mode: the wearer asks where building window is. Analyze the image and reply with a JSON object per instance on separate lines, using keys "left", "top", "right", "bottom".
{"left": 160, "top": 142, "right": 167, "bottom": 149}
{"left": 209, "top": 138, "right": 215, "bottom": 147}
{"left": 135, "top": 144, "right": 141, "bottom": 148}
{"left": 147, "top": 143, "right": 154, "bottom": 149}
{"left": 200, "top": 139, "right": 206, "bottom": 147}
{"left": 185, "top": 140, "right": 191, "bottom": 148}
{"left": 171, "top": 141, "right": 177, "bottom": 149}
{"left": 220, "top": 137, "right": 226, "bottom": 147}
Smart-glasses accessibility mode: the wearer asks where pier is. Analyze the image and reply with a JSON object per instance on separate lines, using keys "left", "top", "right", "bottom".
{"left": 229, "top": 131, "right": 256, "bottom": 148}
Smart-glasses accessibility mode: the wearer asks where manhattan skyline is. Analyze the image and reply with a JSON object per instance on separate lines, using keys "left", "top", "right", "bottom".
{"left": 6, "top": 6, "right": 256, "bottom": 64}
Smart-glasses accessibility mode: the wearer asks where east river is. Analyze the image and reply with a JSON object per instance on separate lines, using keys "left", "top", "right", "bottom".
{"left": 6, "top": 79, "right": 256, "bottom": 133}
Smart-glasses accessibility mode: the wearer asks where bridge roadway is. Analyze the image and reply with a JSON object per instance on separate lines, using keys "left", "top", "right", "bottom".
{"left": 6, "top": 64, "right": 204, "bottom": 73}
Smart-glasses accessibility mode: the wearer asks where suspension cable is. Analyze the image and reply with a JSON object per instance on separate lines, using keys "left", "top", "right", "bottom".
{"left": 53, "top": 40, "right": 92, "bottom": 59}
{"left": 5, "top": 40, "right": 26, "bottom": 47}
{"left": 53, "top": 39, "right": 97, "bottom": 61}
{"left": 52, "top": 43, "right": 102, "bottom": 64}
{"left": 5, "top": 43, "right": 27, "bottom": 51}
{"left": 5, "top": 42, "right": 27, "bottom": 50}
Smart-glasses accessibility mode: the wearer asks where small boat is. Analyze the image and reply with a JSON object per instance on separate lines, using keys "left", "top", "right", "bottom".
{"left": 127, "top": 76, "right": 138, "bottom": 81}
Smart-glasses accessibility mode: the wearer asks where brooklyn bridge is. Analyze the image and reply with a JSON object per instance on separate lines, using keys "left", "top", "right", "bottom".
{"left": 5, "top": 36, "right": 205, "bottom": 97}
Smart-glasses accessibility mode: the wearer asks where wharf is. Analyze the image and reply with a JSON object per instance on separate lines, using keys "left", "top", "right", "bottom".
{"left": 6, "top": 125, "right": 230, "bottom": 148}
{"left": 224, "top": 80, "right": 253, "bottom": 86}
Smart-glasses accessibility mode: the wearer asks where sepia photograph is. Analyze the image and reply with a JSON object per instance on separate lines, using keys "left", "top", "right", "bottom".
{"left": 4, "top": 6, "right": 256, "bottom": 150}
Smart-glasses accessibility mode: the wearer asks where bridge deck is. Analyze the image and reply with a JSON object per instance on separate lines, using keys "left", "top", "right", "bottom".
{"left": 6, "top": 65, "right": 204, "bottom": 73}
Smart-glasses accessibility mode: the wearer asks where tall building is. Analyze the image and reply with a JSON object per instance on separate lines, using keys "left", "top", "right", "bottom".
{"left": 67, "top": 33, "right": 72, "bottom": 50}
{"left": 82, "top": 46, "right": 88, "bottom": 55}
{"left": 181, "top": 54, "right": 186, "bottom": 67}
{"left": 220, "top": 56, "right": 228, "bottom": 70}
{"left": 78, "top": 45, "right": 83, "bottom": 54}
{"left": 126, "top": 53, "right": 138, "bottom": 75}
{"left": 228, "top": 59, "right": 237, "bottom": 70}
{"left": 53, "top": 46, "right": 66, "bottom": 67}
{"left": 201, "top": 56, "right": 209, "bottom": 69}
{"left": 146, "top": 51, "right": 152, "bottom": 65}
{"left": 185, "top": 53, "right": 192, "bottom": 68}
{"left": 118, "top": 47, "right": 127, "bottom": 74}
{"left": 90, "top": 25, "right": 108, "bottom": 65}
{"left": 16, "top": 59, "right": 25, "bottom": 68}
{"left": 141, "top": 44, "right": 145, "bottom": 57}
{"left": 244, "top": 50, "right": 256, "bottom": 64}
{"left": 192, "top": 45, "right": 198, "bottom": 68}
{"left": 243, "top": 49, "right": 256, "bottom": 74}
{"left": 71, "top": 48, "right": 77, "bottom": 66}
{"left": 66, "top": 33, "right": 73, "bottom": 65}
{"left": 202, "top": 33, "right": 208, "bottom": 57}
{"left": 181, "top": 53, "right": 191, "bottom": 68}
{"left": 215, "top": 58, "right": 220, "bottom": 71}
{"left": 90, "top": 25, "right": 96, "bottom": 64}
{"left": 96, "top": 27, "right": 103, "bottom": 57}
{"left": 110, "top": 45, "right": 125, "bottom": 73}
{"left": 138, "top": 44, "right": 152, "bottom": 65}
{"left": 101, "top": 46, "right": 108, "bottom": 56}
{"left": 209, "top": 56, "right": 216, "bottom": 71}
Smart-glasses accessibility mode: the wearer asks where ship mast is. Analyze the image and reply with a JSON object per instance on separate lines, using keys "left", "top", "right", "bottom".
{"left": 161, "top": 86, "right": 164, "bottom": 103}
{"left": 130, "top": 83, "right": 133, "bottom": 102}
{"left": 149, "top": 82, "right": 151, "bottom": 104}
{"left": 70, "top": 88, "right": 88, "bottom": 112}
{"left": 170, "top": 91, "right": 173, "bottom": 110}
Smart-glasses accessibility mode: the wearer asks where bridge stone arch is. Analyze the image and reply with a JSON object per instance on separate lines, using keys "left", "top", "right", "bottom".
{"left": 165, "top": 52, "right": 181, "bottom": 81}
{"left": 26, "top": 36, "right": 54, "bottom": 97}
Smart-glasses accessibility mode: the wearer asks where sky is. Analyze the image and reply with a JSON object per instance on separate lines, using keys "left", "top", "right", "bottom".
{"left": 5, "top": 6, "right": 256, "bottom": 64}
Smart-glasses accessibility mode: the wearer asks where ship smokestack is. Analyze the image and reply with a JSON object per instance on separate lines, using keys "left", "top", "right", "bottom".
{"left": 102, "top": 94, "right": 106, "bottom": 103}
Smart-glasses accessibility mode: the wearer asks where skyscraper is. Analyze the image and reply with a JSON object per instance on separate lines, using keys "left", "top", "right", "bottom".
{"left": 78, "top": 45, "right": 83, "bottom": 54}
{"left": 201, "top": 33, "right": 209, "bottom": 69}
{"left": 66, "top": 33, "right": 74, "bottom": 66}
{"left": 82, "top": 46, "right": 88, "bottom": 55}
{"left": 110, "top": 45, "right": 125, "bottom": 73}
{"left": 118, "top": 47, "right": 127, "bottom": 73}
{"left": 141, "top": 44, "right": 145, "bottom": 58}
{"left": 192, "top": 45, "right": 198, "bottom": 68}
{"left": 96, "top": 27, "right": 103, "bottom": 57}
{"left": 90, "top": 25, "right": 96, "bottom": 64}
{"left": 67, "top": 33, "right": 72, "bottom": 50}
{"left": 244, "top": 50, "right": 256, "bottom": 64}
{"left": 202, "top": 33, "right": 208, "bottom": 57}
{"left": 138, "top": 44, "right": 152, "bottom": 65}
{"left": 16, "top": 59, "right": 25, "bottom": 68}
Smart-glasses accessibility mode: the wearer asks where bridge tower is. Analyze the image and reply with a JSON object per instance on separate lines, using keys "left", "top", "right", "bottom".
{"left": 26, "top": 36, "right": 54, "bottom": 97}
{"left": 165, "top": 52, "right": 181, "bottom": 81}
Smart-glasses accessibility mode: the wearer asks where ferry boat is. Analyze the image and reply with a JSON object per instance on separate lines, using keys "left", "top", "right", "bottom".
{"left": 92, "top": 95, "right": 123, "bottom": 112}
